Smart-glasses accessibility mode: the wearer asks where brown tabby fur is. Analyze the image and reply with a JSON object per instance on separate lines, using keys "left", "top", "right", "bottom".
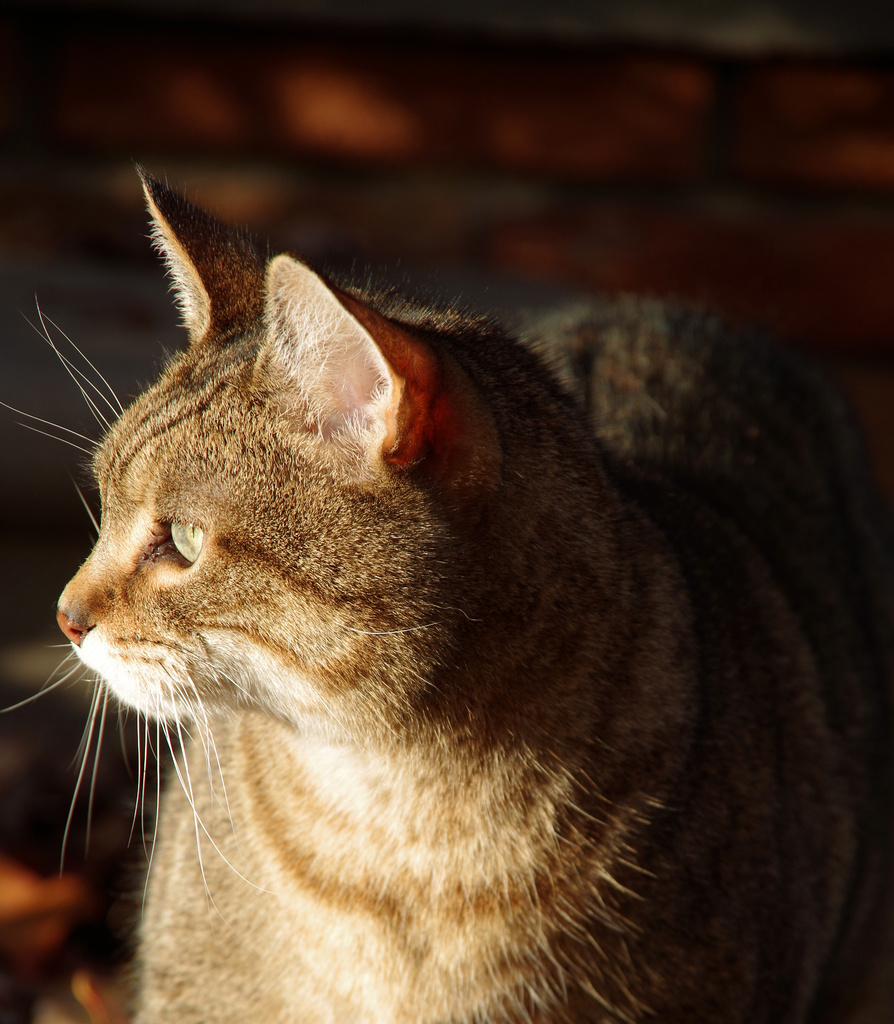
{"left": 57, "top": 171, "right": 894, "bottom": 1023}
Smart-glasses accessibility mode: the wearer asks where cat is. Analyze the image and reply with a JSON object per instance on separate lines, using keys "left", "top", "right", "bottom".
{"left": 55, "top": 168, "right": 894, "bottom": 1023}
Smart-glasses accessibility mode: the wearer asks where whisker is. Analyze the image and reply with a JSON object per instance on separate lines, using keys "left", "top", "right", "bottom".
{"left": 40, "top": 312, "right": 125, "bottom": 415}
{"left": 72, "top": 681, "right": 102, "bottom": 767}
{"left": 428, "top": 601, "right": 482, "bottom": 622}
{"left": 32, "top": 303, "right": 114, "bottom": 415}
{"left": 25, "top": 307, "right": 111, "bottom": 431}
{"left": 84, "top": 691, "right": 110, "bottom": 856}
{"left": 70, "top": 476, "right": 100, "bottom": 534}
{"left": 0, "top": 657, "right": 82, "bottom": 714}
{"left": 129, "top": 714, "right": 144, "bottom": 848}
{"left": 199, "top": 711, "right": 227, "bottom": 806}
{"left": 33, "top": 326, "right": 112, "bottom": 432}
{"left": 143, "top": 716, "right": 163, "bottom": 908}
{"left": 141, "top": 715, "right": 157, "bottom": 858}
{"left": 188, "top": 708, "right": 218, "bottom": 803}
{"left": 341, "top": 621, "right": 442, "bottom": 636}
{"left": 0, "top": 400, "right": 96, "bottom": 446}
{"left": 153, "top": 716, "right": 162, "bottom": 847}
{"left": 186, "top": 671, "right": 248, "bottom": 864}
{"left": 14, "top": 420, "right": 93, "bottom": 455}
{"left": 189, "top": 693, "right": 239, "bottom": 852}
{"left": 162, "top": 719, "right": 216, "bottom": 915}
{"left": 163, "top": 716, "right": 273, "bottom": 895}
{"left": 117, "top": 705, "right": 133, "bottom": 775}
{"left": 199, "top": 645, "right": 250, "bottom": 700}
{"left": 61, "top": 682, "right": 103, "bottom": 872}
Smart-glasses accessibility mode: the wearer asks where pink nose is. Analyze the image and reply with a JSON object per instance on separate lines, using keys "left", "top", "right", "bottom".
{"left": 56, "top": 607, "right": 92, "bottom": 647}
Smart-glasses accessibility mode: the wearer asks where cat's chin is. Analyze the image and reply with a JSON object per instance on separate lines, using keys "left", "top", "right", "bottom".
{"left": 74, "top": 630, "right": 193, "bottom": 721}
{"left": 71, "top": 627, "right": 334, "bottom": 731}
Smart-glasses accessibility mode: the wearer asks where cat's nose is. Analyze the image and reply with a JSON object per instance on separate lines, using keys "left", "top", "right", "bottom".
{"left": 56, "top": 605, "right": 94, "bottom": 647}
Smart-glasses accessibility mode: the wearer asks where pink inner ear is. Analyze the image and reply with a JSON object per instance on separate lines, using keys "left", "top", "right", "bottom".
{"left": 310, "top": 320, "right": 398, "bottom": 445}
{"left": 265, "top": 255, "right": 399, "bottom": 449}
{"left": 337, "top": 293, "right": 463, "bottom": 475}
{"left": 335, "top": 351, "right": 394, "bottom": 434}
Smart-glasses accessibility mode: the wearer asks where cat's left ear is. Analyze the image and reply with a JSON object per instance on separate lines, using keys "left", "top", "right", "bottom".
{"left": 139, "top": 167, "right": 264, "bottom": 346}
{"left": 262, "top": 254, "right": 500, "bottom": 493}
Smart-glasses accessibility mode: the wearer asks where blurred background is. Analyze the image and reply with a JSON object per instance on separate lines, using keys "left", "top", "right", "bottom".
{"left": 4, "top": 0, "right": 894, "bottom": 1019}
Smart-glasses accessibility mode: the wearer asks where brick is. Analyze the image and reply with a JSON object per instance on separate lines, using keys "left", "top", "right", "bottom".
{"left": 488, "top": 201, "right": 894, "bottom": 352}
{"left": 733, "top": 64, "right": 894, "bottom": 192}
{"left": 56, "top": 31, "right": 714, "bottom": 183}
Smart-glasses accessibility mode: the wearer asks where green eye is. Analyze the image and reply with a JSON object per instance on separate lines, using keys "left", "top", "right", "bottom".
{"left": 171, "top": 522, "right": 204, "bottom": 563}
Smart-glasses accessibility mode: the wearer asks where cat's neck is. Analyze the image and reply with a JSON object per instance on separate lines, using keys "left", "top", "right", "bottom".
{"left": 434, "top": 477, "right": 699, "bottom": 796}
{"left": 226, "top": 710, "right": 578, "bottom": 892}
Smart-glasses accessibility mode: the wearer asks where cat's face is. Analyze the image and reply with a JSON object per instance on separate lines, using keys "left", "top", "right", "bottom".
{"left": 56, "top": 172, "right": 500, "bottom": 739}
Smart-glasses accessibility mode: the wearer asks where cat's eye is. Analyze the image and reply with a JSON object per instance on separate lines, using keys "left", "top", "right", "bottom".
{"left": 171, "top": 522, "right": 204, "bottom": 563}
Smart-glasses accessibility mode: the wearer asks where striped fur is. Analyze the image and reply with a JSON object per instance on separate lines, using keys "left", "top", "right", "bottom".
{"left": 57, "top": 174, "right": 894, "bottom": 1023}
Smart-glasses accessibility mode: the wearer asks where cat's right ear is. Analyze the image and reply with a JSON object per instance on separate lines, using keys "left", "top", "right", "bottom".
{"left": 261, "top": 254, "right": 501, "bottom": 496}
{"left": 138, "top": 167, "right": 264, "bottom": 346}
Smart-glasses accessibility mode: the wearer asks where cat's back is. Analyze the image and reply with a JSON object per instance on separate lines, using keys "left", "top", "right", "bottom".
{"left": 534, "top": 297, "right": 894, "bottom": 658}
{"left": 531, "top": 297, "right": 894, "bottom": 1022}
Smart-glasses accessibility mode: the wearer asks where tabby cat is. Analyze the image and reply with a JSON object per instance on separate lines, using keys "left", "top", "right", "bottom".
{"left": 56, "top": 170, "right": 894, "bottom": 1023}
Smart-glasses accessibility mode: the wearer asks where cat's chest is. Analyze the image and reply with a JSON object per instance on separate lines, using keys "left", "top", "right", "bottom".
{"left": 152, "top": 717, "right": 579, "bottom": 1023}
{"left": 230, "top": 719, "right": 554, "bottom": 888}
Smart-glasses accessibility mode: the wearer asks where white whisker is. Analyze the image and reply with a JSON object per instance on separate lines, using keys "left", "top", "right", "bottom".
{"left": 130, "top": 714, "right": 145, "bottom": 849}
{"left": 188, "top": 703, "right": 219, "bottom": 802}
{"left": 61, "top": 682, "right": 102, "bottom": 872}
{"left": 72, "top": 682, "right": 102, "bottom": 767}
{"left": 162, "top": 714, "right": 273, "bottom": 895}
{"left": 84, "top": 691, "right": 110, "bottom": 856}
{"left": 161, "top": 719, "right": 217, "bottom": 916}
{"left": 26, "top": 305, "right": 112, "bottom": 430}
{"left": 70, "top": 476, "right": 100, "bottom": 534}
{"left": 0, "top": 656, "right": 82, "bottom": 713}
{"left": 40, "top": 312, "right": 124, "bottom": 414}
{"left": 32, "top": 304, "right": 112, "bottom": 414}
{"left": 342, "top": 620, "right": 441, "bottom": 636}
{"left": 117, "top": 705, "right": 133, "bottom": 775}
{"left": 0, "top": 400, "right": 96, "bottom": 446}
{"left": 36, "top": 328, "right": 112, "bottom": 431}
{"left": 143, "top": 717, "right": 163, "bottom": 909}
{"left": 190, "top": 695, "right": 240, "bottom": 856}
{"left": 14, "top": 420, "right": 93, "bottom": 455}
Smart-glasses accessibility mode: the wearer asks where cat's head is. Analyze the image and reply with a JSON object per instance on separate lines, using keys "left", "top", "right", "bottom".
{"left": 56, "top": 171, "right": 506, "bottom": 740}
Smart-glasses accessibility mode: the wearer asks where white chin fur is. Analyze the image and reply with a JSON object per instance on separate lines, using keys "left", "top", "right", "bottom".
{"left": 72, "top": 627, "right": 330, "bottom": 732}
{"left": 75, "top": 630, "right": 186, "bottom": 720}
{"left": 74, "top": 628, "right": 326, "bottom": 732}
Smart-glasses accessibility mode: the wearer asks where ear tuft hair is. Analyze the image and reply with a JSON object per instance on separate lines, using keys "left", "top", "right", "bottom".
{"left": 138, "top": 167, "right": 265, "bottom": 347}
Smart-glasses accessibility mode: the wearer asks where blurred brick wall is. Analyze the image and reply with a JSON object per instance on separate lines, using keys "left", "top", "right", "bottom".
{"left": 3, "top": 11, "right": 894, "bottom": 489}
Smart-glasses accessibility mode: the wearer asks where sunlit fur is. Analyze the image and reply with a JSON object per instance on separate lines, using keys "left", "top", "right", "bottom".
{"left": 55, "top": 174, "right": 894, "bottom": 1023}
